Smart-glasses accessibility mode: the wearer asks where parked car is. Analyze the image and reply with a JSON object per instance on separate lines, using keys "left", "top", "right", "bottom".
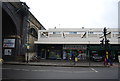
{"left": 92, "top": 54, "right": 102, "bottom": 62}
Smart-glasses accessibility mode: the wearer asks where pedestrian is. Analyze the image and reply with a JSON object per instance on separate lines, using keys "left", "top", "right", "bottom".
{"left": 81, "top": 55, "right": 83, "bottom": 60}
{"left": 75, "top": 55, "right": 78, "bottom": 62}
{"left": 118, "top": 54, "right": 120, "bottom": 63}
{"left": 103, "top": 57, "right": 106, "bottom": 66}
{"left": 67, "top": 54, "right": 70, "bottom": 60}
{"left": 109, "top": 55, "right": 113, "bottom": 66}
{"left": 73, "top": 54, "right": 76, "bottom": 65}
{"left": 70, "top": 51, "right": 72, "bottom": 60}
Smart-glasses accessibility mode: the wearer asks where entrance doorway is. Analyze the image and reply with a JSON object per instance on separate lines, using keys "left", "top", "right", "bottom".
{"left": 41, "top": 49, "right": 46, "bottom": 59}
{"left": 2, "top": 9, "right": 17, "bottom": 61}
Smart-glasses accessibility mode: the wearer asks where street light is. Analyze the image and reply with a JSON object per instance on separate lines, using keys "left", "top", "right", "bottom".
{"left": 20, "top": 2, "right": 30, "bottom": 63}
{"left": 26, "top": 20, "right": 30, "bottom": 63}
{"left": 88, "top": 41, "right": 90, "bottom": 66}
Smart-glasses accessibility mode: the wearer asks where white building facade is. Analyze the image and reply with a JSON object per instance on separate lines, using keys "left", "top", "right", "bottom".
{"left": 35, "top": 28, "right": 120, "bottom": 61}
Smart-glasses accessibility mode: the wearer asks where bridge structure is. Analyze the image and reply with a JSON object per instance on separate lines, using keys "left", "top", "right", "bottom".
{"left": 2, "top": 1, "right": 45, "bottom": 61}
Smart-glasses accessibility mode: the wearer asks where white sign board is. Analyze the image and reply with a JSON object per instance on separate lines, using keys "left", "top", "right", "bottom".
{"left": 3, "top": 39, "right": 15, "bottom": 48}
{"left": 4, "top": 49, "right": 12, "bottom": 55}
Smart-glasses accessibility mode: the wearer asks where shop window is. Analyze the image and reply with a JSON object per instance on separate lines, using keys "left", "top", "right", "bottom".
{"left": 88, "top": 32, "right": 93, "bottom": 34}
{"left": 69, "top": 32, "right": 77, "bottom": 34}
{"left": 41, "top": 32, "right": 48, "bottom": 38}
{"left": 113, "top": 32, "right": 120, "bottom": 38}
{"left": 53, "top": 32, "right": 61, "bottom": 34}
{"left": 48, "top": 50, "right": 62, "bottom": 60}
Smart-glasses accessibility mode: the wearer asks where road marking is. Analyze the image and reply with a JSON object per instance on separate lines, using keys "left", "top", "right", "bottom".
{"left": 1, "top": 68, "right": 12, "bottom": 70}
{"left": 2, "top": 67, "right": 97, "bottom": 73}
{"left": 31, "top": 70, "right": 51, "bottom": 72}
{"left": 31, "top": 69, "right": 94, "bottom": 73}
{"left": 2, "top": 68, "right": 30, "bottom": 71}
{"left": 20, "top": 69, "right": 30, "bottom": 71}
{"left": 52, "top": 67, "right": 73, "bottom": 69}
{"left": 53, "top": 70, "right": 94, "bottom": 73}
{"left": 14, "top": 69, "right": 21, "bottom": 71}
{"left": 91, "top": 68, "right": 98, "bottom": 73}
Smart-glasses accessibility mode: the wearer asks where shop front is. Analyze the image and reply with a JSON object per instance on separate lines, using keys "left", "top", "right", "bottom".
{"left": 37, "top": 44, "right": 88, "bottom": 60}
{"left": 63, "top": 45, "right": 88, "bottom": 61}
{"left": 89, "top": 45, "right": 120, "bottom": 62}
{"left": 37, "top": 44, "right": 120, "bottom": 61}
{"left": 111, "top": 45, "right": 120, "bottom": 62}
{"left": 37, "top": 44, "right": 63, "bottom": 60}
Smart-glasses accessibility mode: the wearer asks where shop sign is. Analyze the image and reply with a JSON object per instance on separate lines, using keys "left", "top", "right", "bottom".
{"left": 4, "top": 49, "right": 12, "bottom": 55}
{"left": 63, "top": 45, "right": 87, "bottom": 49}
{"left": 3, "top": 39, "right": 15, "bottom": 48}
{"left": 91, "top": 51, "right": 97, "bottom": 53}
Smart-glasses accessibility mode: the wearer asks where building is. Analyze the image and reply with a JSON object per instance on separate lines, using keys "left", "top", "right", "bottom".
{"left": 2, "top": 2, "right": 45, "bottom": 61}
{"left": 35, "top": 28, "right": 120, "bottom": 61}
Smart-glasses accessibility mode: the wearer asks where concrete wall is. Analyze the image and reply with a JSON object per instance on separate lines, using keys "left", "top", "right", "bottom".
{"left": 35, "top": 28, "right": 119, "bottom": 44}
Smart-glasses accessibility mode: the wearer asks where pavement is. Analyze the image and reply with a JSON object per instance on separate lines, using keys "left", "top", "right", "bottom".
{"left": 2, "top": 60, "right": 119, "bottom": 67}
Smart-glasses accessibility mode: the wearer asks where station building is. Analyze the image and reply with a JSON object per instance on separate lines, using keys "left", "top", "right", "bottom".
{"left": 35, "top": 28, "right": 120, "bottom": 61}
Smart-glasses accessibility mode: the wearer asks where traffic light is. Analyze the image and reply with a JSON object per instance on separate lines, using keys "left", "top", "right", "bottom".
{"left": 100, "top": 38, "right": 104, "bottom": 46}
{"left": 105, "top": 39, "right": 110, "bottom": 45}
{"left": 103, "top": 27, "right": 107, "bottom": 36}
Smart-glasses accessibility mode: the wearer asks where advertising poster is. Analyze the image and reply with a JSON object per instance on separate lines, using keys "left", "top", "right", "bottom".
{"left": 63, "top": 51, "right": 66, "bottom": 59}
{"left": 4, "top": 49, "right": 12, "bottom": 55}
{"left": 3, "top": 39, "right": 15, "bottom": 48}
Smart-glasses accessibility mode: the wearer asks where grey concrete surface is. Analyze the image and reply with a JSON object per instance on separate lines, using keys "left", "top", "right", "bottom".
{"left": 2, "top": 65, "right": 119, "bottom": 79}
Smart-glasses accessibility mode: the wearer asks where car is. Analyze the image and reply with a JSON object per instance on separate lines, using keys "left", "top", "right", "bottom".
{"left": 92, "top": 54, "right": 102, "bottom": 62}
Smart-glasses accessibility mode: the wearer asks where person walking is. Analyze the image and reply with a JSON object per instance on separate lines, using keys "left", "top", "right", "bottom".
{"left": 109, "top": 54, "right": 113, "bottom": 66}
{"left": 118, "top": 54, "right": 120, "bottom": 63}
{"left": 103, "top": 57, "right": 106, "bottom": 66}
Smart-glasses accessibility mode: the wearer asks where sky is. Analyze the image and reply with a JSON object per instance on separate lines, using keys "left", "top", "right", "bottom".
{"left": 20, "top": 0, "right": 119, "bottom": 29}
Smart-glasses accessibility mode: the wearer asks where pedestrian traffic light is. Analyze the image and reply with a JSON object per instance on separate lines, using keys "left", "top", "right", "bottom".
{"left": 100, "top": 38, "right": 104, "bottom": 46}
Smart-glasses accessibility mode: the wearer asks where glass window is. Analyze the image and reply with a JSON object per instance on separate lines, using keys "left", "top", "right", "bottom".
{"left": 113, "top": 32, "right": 119, "bottom": 34}
{"left": 88, "top": 32, "right": 93, "bottom": 34}
{"left": 69, "top": 32, "right": 77, "bottom": 34}
{"left": 53, "top": 32, "right": 61, "bottom": 34}
{"left": 77, "top": 32, "right": 85, "bottom": 34}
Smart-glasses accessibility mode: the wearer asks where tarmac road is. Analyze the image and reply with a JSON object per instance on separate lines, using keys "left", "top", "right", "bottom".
{"left": 2, "top": 64, "right": 119, "bottom": 79}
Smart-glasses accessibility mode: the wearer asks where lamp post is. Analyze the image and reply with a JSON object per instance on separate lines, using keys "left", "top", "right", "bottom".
{"left": 26, "top": 20, "right": 30, "bottom": 63}
{"left": 88, "top": 41, "right": 90, "bottom": 66}
{"left": 20, "top": 2, "right": 30, "bottom": 63}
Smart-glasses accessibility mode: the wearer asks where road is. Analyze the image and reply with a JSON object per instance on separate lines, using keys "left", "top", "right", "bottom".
{"left": 2, "top": 64, "right": 119, "bottom": 79}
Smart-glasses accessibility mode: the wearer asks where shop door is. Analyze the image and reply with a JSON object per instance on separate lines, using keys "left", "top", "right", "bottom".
{"left": 41, "top": 49, "right": 46, "bottom": 59}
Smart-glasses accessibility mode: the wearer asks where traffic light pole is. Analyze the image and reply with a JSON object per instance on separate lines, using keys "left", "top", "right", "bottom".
{"left": 100, "top": 27, "right": 111, "bottom": 65}
{"left": 103, "top": 27, "right": 109, "bottom": 65}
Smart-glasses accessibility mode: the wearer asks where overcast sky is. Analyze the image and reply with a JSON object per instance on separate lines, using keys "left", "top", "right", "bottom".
{"left": 20, "top": 0, "right": 119, "bottom": 29}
